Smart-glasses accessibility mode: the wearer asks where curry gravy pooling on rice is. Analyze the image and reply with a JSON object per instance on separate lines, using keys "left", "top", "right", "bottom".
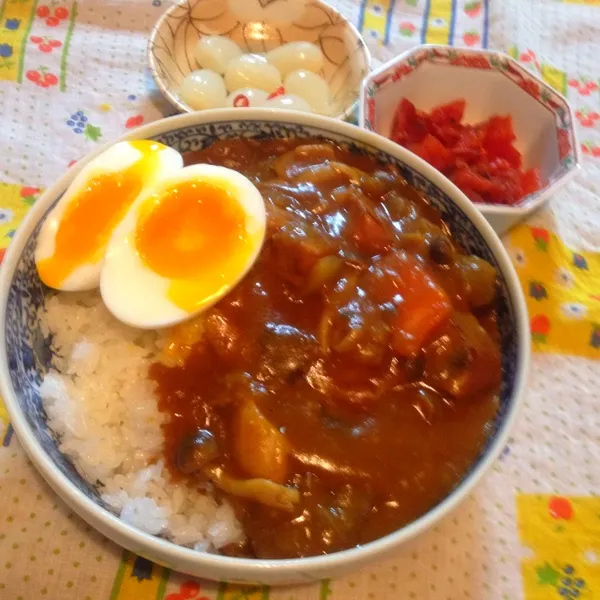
{"left": 39, "top": 138, "right": 501, "bottom": 559}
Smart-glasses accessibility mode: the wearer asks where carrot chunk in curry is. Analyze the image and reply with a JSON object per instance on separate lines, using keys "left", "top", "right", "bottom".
{"left": 150, "top": 138, "right": 502, "bottom": 559}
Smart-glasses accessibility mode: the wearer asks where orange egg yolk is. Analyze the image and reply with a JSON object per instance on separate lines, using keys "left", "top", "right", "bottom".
{"left": 37, "top": 141, "right": 163, "bottom": 289}
{"left": 135, "top": 179, "right": 252, "bottom": 312}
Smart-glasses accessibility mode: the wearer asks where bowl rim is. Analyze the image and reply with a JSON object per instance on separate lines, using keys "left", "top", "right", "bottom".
{"left": 358, "top": 44, "right": 581, "bottom": 215}
{"left": 0, "top": 108, "right": 530, "bottom": 582}
{"left": 147, "top": 0, "right": 372, "bottom": 121}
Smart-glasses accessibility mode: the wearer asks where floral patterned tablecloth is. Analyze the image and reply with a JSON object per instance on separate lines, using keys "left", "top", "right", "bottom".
{"left": 1, "top": 0, "right": 600, "bottom": 598}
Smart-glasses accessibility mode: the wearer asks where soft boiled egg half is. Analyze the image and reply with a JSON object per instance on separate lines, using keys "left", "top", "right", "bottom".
{"left": 100, "top": 164, "right": 266, "bottom": 329}
{"left": 35, "top": 141, "right": 183, "bottom": 291}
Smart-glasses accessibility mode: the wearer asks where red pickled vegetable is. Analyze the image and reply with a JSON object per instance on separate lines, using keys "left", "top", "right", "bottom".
{"left": 390, "top": 98, "right": 543, "bottom": 205}
{"left": 391, "top": 98, "right": 426, "bottom": 144}
{"left": 430, "top": 99, "right": 466, "bottom": 125}
{"left": 407, "top": 134, "right": 453, "bottom": 172}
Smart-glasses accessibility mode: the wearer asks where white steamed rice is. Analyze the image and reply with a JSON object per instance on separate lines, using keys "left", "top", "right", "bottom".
{"left": 39, "top": 292, "right": 244, "bottom": 551}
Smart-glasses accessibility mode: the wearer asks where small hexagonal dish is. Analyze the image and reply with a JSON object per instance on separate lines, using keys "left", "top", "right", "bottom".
{"left": 359, "top": 45, "right": 580, "bottom": 235}
{"left": 148, "top": 0, "right": 370, "bottom": 121}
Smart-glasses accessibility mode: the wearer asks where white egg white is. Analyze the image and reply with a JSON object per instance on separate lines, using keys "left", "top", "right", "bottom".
{"left": 100, "top": 164, "right": 267, "bottom": 330}
{"left": 35, "top": 141, "right": 183, "bottom": 292}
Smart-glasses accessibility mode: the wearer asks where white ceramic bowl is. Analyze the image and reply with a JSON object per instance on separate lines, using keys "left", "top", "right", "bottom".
{"left": 359, "top": 45, "right": 580, "bottom": 235}
{"left": 148, "top": 0, "right": 370, "bottom": 120}
{"left": 0, "top": 109, "right": 529, "bottom": 585}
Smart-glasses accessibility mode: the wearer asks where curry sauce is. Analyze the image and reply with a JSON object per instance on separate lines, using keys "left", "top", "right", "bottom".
{"left": 150, "top": 138, "right": 501, "bottom": 559}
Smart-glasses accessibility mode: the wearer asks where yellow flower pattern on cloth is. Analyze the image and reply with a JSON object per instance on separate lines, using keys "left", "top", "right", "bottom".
{"left": 0, "top": 183, "right": 38, "bottom": 253}
{"left": 507, "top": 224, "right": 600, "bottom": 358}
{"left": 0, "top": 183, "right": 42, "bottom": 436}
{"left": 517, "top": 494, "right": 600, "bottom": 599}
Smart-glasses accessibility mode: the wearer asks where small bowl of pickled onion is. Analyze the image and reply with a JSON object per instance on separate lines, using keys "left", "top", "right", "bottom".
{"left": 359, "top": 45, "right": 580, "bottom": 234}
{"left": 148, "top": 0, "right": 370, "bottom": 120}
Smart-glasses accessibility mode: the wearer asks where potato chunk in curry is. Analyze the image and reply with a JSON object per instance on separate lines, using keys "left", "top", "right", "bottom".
{"left": 233, "top": 399, "right": 290, "bottom": 484}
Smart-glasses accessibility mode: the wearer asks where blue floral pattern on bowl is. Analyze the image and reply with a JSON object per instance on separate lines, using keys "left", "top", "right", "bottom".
{"left": 4, "top": 119, "right": 520, "bottom": 518}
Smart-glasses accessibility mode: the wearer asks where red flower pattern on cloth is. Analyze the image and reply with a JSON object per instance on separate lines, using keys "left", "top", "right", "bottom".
{"left": 530, "top": 314, "right": 550, "bottom": 343}
{"left": 570, "top": 78, "right": 598, "bottom": 96}
{"left": 36, "top": 3, "right": 70, "bottom": 27}
{"left": 30, "top": 36, "right": 62, "bottom": 53}
{"left": 548, "top": 496, "right": 574, "bottom": 520}
{"left": 25, "top": 66, "right": 59, "bottom": 88}
{"left": 20, "top": 186, "right": 41, "bottom": 206}
{"left": 462, "top": 31, "right": 481, "bottom": 46}
{"left": 575, "top": 108, "right": 600, "bottom": 128}
{"left": 165, "top": 580, "right": 209, "bottom": 600}
{"left": 581, "top": 141, "right": 600, "bottom": 157}
{"left": 125, "top": 115, "right": 144, "bottom": 129}
{"left": 399, "top": 21, "right": 416, "bottom": 36}
{"left": 530, "top": 227, "right": 550, "bottom": 252}
{"left": 464, "top": 1, "right": 482, "bottom": 18}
